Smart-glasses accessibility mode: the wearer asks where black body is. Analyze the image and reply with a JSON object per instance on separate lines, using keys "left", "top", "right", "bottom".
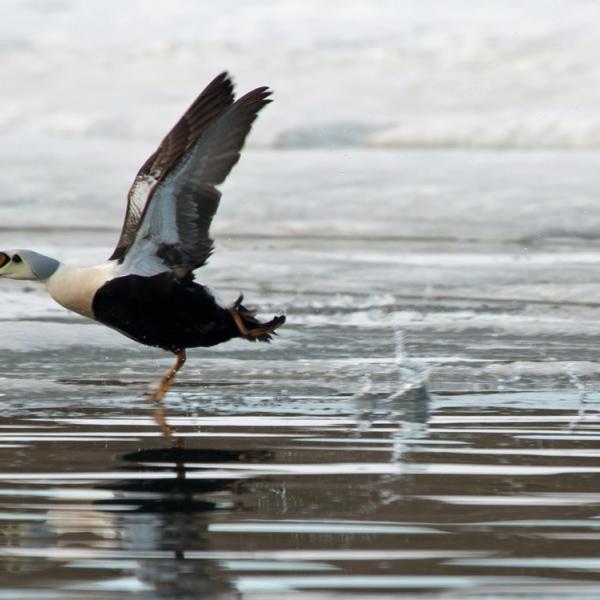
{"left": 92, "top": 273, "right": 240, "bottom": 353}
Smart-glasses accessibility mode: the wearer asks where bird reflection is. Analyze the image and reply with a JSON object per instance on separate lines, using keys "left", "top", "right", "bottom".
{"left": 96, "top": 444, "right": 271, "bottom": 513}
{"left": 91, "top": 442, "right": 272, "bottom": 598}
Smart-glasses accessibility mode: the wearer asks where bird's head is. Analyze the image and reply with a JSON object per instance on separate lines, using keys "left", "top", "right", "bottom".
{"left": 0, "top": 250, "right": 60, "bottom": 281}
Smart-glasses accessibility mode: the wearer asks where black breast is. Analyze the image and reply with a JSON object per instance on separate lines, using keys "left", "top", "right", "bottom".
{"left": 92, "top": 272, "right": 238, "bottom": 352}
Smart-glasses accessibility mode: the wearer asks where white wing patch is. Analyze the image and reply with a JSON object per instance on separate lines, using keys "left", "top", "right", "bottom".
{"left": 117, "top": 179, "right": 180, "bottom": 277}
{"left": 128, "top": 174, "right": 159, "bottom": 222}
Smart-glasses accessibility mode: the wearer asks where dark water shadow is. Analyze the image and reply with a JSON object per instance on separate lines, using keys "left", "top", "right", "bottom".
{"left": 96, "top": 446, "right": 272, "bottom": 513}
{"left": 87, "top": 444, "right": 275, "bottom": 598}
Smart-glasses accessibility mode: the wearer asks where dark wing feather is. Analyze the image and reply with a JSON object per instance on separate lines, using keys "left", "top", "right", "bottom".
{"left": 154, "top": 183, "right": 221, "bottom": 274}
{"left": 109, "top": 72, "right": 235, "bottom": 262}
{"left": 116, "top": 83, "right": 272, "bottom": 278}
{"left": 163, "top": 86, "right": 272, "bottom": 274}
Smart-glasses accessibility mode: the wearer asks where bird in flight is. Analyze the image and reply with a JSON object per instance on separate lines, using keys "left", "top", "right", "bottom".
{"left": 0, "top": 72, "right": 285, "bottom": 405}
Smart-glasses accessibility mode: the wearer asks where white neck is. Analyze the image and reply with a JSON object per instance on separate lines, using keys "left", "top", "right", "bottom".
{"left": 46, "top": 262, "right": 117, "bottom": 319}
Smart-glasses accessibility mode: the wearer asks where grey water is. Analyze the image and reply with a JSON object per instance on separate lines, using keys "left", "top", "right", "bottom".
{"left": 2, "top": 148, "right": 600, "bottom": 598}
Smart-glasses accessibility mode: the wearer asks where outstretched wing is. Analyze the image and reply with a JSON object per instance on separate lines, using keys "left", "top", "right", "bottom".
{"left": 110, "top": 72, "right": 236, "bottom": 263}
{"left": 110, "top": 72, "right": 270, "bottom": 279}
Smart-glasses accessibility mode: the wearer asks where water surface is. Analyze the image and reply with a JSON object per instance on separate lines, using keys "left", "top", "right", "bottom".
{"left": 2, "top": 172, "right": 600, "bottom": 597}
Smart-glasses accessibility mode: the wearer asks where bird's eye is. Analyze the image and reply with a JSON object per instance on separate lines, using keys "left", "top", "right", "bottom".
{"left": 12, "top": 254, "right": 22, "bottom": 263}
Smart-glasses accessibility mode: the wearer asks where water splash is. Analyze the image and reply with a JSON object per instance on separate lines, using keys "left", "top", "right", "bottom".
{"left": 566, "top": 362, "right": 590, "bottom": 429}
{"left": 353, "top": 302, "right": 431, "bottom": 451}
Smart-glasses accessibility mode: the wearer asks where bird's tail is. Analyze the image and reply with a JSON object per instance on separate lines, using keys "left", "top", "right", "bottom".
{"left": 229, "top": 294, "right": 286, "bottom": 342}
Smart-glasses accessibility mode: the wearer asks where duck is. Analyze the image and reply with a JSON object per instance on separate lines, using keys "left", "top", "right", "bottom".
{"left": 0, "top": 72, "right": 286, "bottom": 403}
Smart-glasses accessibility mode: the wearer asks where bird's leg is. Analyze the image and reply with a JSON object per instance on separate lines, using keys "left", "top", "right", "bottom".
{"left": 228, "top": 294, "right": 285, "bottom": 340}
{"left": 154, "top": 350, "right": 187, "bottom": 400}
{"left": 228, "top": 304, "right": 250, "bottom": 338}
{"left": 149, "top": 350, "right": 187, "bottom": 444}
